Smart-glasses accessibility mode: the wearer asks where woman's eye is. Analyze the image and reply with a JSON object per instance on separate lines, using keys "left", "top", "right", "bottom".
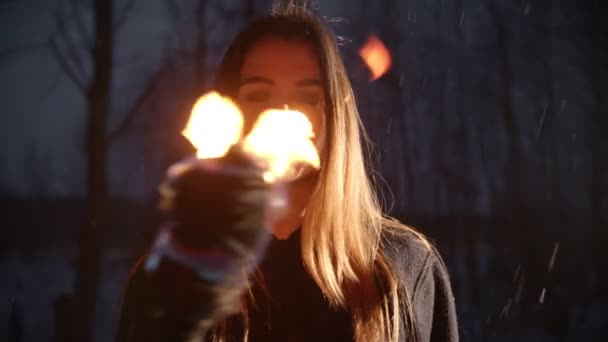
{"left": 241, "top": 90, "right": 271, "bottom": 103}
{"left": 295, "top": 93, "right": 322, "bottom": 106}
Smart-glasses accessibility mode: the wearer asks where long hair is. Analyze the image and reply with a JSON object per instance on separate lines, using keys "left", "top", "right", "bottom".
{"left": 213, "top": 3, "right": 428, "bottom": 341}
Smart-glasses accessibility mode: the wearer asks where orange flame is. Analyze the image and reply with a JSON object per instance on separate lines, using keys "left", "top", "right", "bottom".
{"left": 182, "top": 92, "right": 243, "bottom": 159}
{"left": 359, "top": 35, "right": 392, "bottom": 80}
{"left": 243, "top": 108, "right": 320, "bottom": 182}
{"left": 181, "top": 92, "right": 320, "bottom": 182}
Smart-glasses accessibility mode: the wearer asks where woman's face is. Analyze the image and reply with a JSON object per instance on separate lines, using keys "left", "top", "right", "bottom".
{"left": 237, "top": 37, "right": 326, "bottom": 151}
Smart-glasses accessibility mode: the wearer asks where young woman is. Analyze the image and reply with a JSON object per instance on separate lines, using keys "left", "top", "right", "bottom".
{"left": 117, "top": 4, "right": 458, "bottom": 342}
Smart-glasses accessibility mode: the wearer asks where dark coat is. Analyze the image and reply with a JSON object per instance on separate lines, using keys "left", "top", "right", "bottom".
{"left": 116, "top": 228, "right": 459, "bottom": 341}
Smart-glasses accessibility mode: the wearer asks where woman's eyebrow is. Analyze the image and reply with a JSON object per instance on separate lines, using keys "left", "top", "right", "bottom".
{"left": 241, "top": 76, "right": 274, "bottom": 86}
{"left": 296, "top": 79, "right": 323, "bottom": 87}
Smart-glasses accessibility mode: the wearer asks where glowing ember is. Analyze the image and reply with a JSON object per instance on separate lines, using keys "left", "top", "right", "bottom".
{"left": 182, "top": 92, "right": 243, "bottom": 159}
{"left": 243, "top": 108, "right": 320, "bottom": 182}
{"left": 359, "top": 35, "right": 392, "bottom": 80}
{"left": 181, "top": 92, "right": 320, "bottom": 182}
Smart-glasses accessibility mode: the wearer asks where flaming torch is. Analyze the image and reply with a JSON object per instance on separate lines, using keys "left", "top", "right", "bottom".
{"left": 138, "top": 92, "right": 321, "bottom": 336}
{"left": 146, "top": 91, "right": 320, "bottom": 284}
{"left": 243, "top": 108, "right": 320, "bottom": 182}
{"left": 181, "top": 92, "right": 244, "bottom": 160}
{"left": 179, "top": 91, "right": 319, "bottom": 182}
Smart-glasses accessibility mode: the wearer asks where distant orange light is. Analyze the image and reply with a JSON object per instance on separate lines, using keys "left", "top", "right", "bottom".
{"left": 181, "top": 92, "right": 320, "bottom": 183}
{"left": 359, "top": 35, "right": 392, "bottom": 80}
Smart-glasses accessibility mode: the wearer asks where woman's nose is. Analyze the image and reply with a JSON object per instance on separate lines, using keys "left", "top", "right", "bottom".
{"left": 268, "top": 96, "right": 291, "bottom": 110}
{"left": 240, "top": 95, "right": 295, "bottom": 135}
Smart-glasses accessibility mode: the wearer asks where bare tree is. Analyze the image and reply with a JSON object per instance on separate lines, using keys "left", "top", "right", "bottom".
{"left": 588, "top": 0, "right": 608, "bottom": 296}
{"left": 45, "top": 0, "right": 158, "bottom": 340}
{"left": 66, "top": 0, "right": 113, "bottom": 340}
{"left": 44, "top": 0, "right": 218, "bottom": 339}
{"left": 194, "top": 0, "right": 208, "bottom": 94}
{"left": 246, "top": 0, "right": 256, "bottom": 19}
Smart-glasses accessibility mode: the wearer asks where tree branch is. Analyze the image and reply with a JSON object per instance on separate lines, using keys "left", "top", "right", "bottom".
{"left": 0, "top": 43, "right": 49, "bottom": 62}
{"left": 67, "top": 0, "right": 94, "bottom": 52}
{"left": 113, "top": 0, "right": 136, "bottom": 31}
{"left": 107, "top": 61, "right": 168, "bottom": 142}
{"left": 54, "top": 13, "right": 90, "bottom": 81}
{"left": 49, "top": 33, "right": 87, "bottom": 93}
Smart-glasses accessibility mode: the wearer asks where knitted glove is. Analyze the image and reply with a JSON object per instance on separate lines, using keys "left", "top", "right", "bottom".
{"left": 136, "top": 147, "right": 279, "bottom": 341}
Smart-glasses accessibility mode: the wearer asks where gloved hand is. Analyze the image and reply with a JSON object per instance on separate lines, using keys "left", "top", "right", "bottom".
{"left": 128, "top": 147, "right": 281, "bottom": 341}
{"left": 155, "top": 147, "right": 275, "bottom": 280}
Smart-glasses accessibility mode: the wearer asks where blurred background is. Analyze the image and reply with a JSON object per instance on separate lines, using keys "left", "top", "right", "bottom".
{"left": 1, "top": 0, "right": 607, "bottom": 341}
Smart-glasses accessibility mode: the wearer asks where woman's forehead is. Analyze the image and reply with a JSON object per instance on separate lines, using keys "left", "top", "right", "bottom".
{"left": 240, "top": 37, "right": 322, "bottom": 83}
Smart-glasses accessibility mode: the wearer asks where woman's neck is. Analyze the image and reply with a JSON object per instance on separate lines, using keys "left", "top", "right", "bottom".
{"left": 271, "top": 172, "right": 317, "bottom": 240}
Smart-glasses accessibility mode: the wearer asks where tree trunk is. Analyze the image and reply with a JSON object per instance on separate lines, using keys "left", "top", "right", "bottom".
{"left": 69, "top": 0, "right": 113, "bottom": 341}
{"left": 589, "top": 0, "right": 608, "bottom": 298}
{"left": 246, "top": 0, "right": 256, "bottom": 19}
{"left": 195, "top": 0, "right": 208, "bottom": 94}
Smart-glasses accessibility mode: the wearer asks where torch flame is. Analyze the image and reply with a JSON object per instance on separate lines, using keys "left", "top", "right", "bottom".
{"left": 359, "top": 34, "right": 392, "bottom": 80}
{"left": 243, "top": 108, "right": 320, "bottom": 182}
{"left": 182, "top": 92, "right": 243, "bottom": 159}
{"left": 181, "top": 92, "right": 320, "bottom": 182}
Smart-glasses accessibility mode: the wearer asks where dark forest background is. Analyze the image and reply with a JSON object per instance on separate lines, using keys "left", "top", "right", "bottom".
{"left": 1, "top": 0, "right": 607, "bottom": 341}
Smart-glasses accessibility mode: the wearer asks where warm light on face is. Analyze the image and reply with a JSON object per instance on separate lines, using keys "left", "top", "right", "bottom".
{"left": 181, "top": 92, "right": 320, "bottom": 182}
{"left": 359, "top": 35, "right": 392, "bottom": 80}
